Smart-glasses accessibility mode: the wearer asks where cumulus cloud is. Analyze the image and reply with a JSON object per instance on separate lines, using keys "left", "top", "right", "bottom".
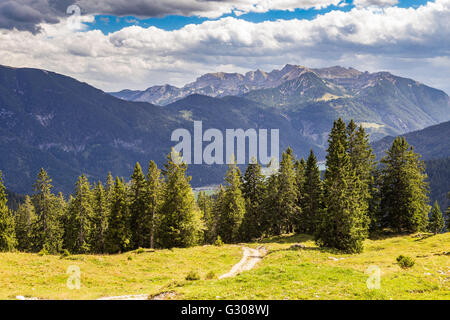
{"left": 0, "top": 0, "right": 343, "bottom": 33}
{"left": 0, "top": 0, "right": 448, "bottom": 93}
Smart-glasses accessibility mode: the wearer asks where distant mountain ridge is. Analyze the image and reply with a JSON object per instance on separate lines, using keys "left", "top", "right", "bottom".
{"left": 1, "top": 64, "right": 449, "bottom": 195}
{"left": 110, "top": 64, "right": 359, "bottom": 105}
{"left": 111, "top": 64, "right": 450, "bottom": 144}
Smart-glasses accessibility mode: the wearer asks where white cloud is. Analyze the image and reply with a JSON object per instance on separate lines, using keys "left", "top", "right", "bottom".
{"left": 0, "top": 0, "right": 449, "bottom": 94}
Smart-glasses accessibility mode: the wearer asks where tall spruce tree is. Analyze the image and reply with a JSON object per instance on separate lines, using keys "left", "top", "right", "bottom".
{"left": 316, "top": 118, "right": 369, "bottom": 253}
{"left": 294, "top": 158, "right": 307, "bottom": 233}
{"left": 15, "top": 195, "right": 36, "bottom": 252}
{"left": 428, "top": 201, "right": 445, "bottom": 234}
{"left": 65, "top": 175, "right": 93, "bottom": 253}
{"left": 91, "top": 182, "right": 109, "bottom": 253}
{"left": 379, "top": 137, "right": 430, "bottom": 233}
{"left": 301, "top": 149, "right": 322, "bottom": 234}
{"left": 347, "top": 120, "right": 376, "bottom": 232}
{"left": 32, "top": 169, "right": 63, "bottom": 253}
{"left": 276, "top": 147, "right": 301, "bottom": 234}
{"left": 146, "top": 161, "right": 163, "bottom": 249}
{"left": 197, "top": 191, "right": 215, "bottom": 244}
{"left": 158, "top": 150, "right": 204, "bottom": 248}
{"left": 129, "top": 163, "right": 148, "bottom": 249}
{"left": 240, "top": 158, "right": 266, "bottom": 241}
{"left": 0, "top": 171, "right": 16, "bottom": 252}
{"left": 217, "top": 159, "right": 246, "bottom": 243}
{"left": 105, "top": 177, "right": 132, "bottom": 253}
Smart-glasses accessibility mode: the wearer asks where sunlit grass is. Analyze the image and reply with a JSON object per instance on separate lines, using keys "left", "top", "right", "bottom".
{"left": 0, "top": 233, "right": 448, "bottom": 300}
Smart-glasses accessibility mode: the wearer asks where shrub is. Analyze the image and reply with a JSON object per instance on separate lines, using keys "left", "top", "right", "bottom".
{"left": 396, "top": 255, "right": 415, "bottom": 269}
{"left": 135, "top": 248, "right": 145, "bottom": 254}
{"left": 185, "top": 271, "right": 200, "bottom": 281}
{"left": 127, "top": 256, "right": 133, "bottom": 261}
{"left": 214, "top": 236, "right": 224, "bottom": 247}
{"left": 38, "top": 248, "right": 49, "bottom": 256}
{"left": 206, "top": 271, "right": 215, "bottom": 280}
{"left": 60, "top": 249, "right": 71, "bottom": 258}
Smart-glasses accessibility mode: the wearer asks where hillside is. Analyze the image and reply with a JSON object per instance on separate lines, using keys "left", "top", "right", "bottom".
{"left": 1, "top": 64, "right": 449, "bottom": 195}
{"left": 1, "top": 233, "right": 448, "bottom": 300}
{"left": 372, "top": 120, "right": 450, "bottom": 161}
{"left": 112, "top": 64, "right": 450, "bottom": 146}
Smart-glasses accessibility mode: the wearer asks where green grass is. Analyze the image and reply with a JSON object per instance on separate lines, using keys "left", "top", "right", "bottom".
{"left": 0, "top": 233, "right": 448, "bottom": 300}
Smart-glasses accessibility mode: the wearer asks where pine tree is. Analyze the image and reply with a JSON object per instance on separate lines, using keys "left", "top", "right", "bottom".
{"left": 32, "top": 168, "right": 63, "bottom": 253}
{"left": 158, "top": 150, "right": 204, "bottom": 248}
{"left": 0, "top": 171, "right": 16, "bottom": 252}
{"left": 211, "top": 185, "right": 225, "bottom": 241}
{"left": 261, "top": 172, "right": 279, "bottom": 236}
{"left": 379, "top": 137, "right": 430, "bottom": 233}
{"left": 15, "top": 196, "right": 37, "bottom": 252}
{"left": 197, "top": 191, "right": 215, "bottom": 243}
{"left": 129, "top": 163, "right": 148, "bottom": 249}
{"left": 105, "top": 171, "right": 115, "bottom": 204}
{"left": 446, "top": 192, "right": 450, "bottom": 231}
{"left": 294, "top": 158, "right": 307, "bottom": 233}
{"left": 240, "top": 158, "right": 266, "bottom": 241}
{"left": 276, "top": 147, "right": 301, "bottom": 234}
{"left": 347, "top": 121, "right": 376, "bottom": 232}
{"left": 316, "top": 119, "right": 369, "bottom": 253}
{"left": 146, "top": 161, "right": 163, "bottom": 249}
{"left": 65, "top": 175, "right": 93, "bottom": 253}
{"left": 105, "top": 177, "right": 132, "bottom": 253}
{"left": 301, "top": 149, "right": 322, "bottom": 234}
{"left": 217, "top": 159, "right": 246, "bottom": 243}
{"left": 91, "top": 182, "right": 109, "bottom": 253}
{"left": 428, "top": 201, "right": 445, "bottom": 234}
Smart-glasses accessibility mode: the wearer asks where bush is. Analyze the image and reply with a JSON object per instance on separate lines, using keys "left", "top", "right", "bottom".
{"left": 214, "top": 236, "right": 224, "bottom": 247}
{"left": 185, "top": 271, "right": 200, "bottom": 281}
{"left": 396, "top": 255, "right": 415, "bottom": 269}
{"left": 206, "top": 271, "right": 215, "bottom": 280}
{"left": 135, "top": 248, "right": 145, "bottom": 254}
{"left": 127, "top": 256, "right": 133, "bottom": 261}
{"left": 60, "top": 249, "right": 71, "bottom": 258}
{"left": 38, "top": 248, "right": 49, "bottom": 256}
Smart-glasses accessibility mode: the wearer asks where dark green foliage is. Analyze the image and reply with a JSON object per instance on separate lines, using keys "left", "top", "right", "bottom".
{"left": 428, "top": 201, "right": 445, "bottom": 234}
{"left": 105, "top": 178, "right": 132, "bottom": 253}
{"left": 32, "top": 169, "right": 64, "bottom": 254}
{"left": 129, "top": 163, "right": 149, "bottom": 249}
{"left": 197, "top": 191, "right": 215, "bottom": 244}
{"left": 316, "top": 119, "right": 369, "bottom": 253}
{"left": 301, "top": 150, "right": 322, "bottom": 234}
{"left": 240, "top": 158, "right": 266, "bottom": 241}
{"left": 379, "top": 137, "right": 430, "bottom": 233}
{"left": 65, "top": 175, "right": 93, "bottom": 253}
{"left": 214, "top": 235, "right": 224, "bottom": 247}
{"left": 157, "top": 150, "right": 204, "bottom": 248}
{"left": 217, "top": 160, "right": 246, "bottom": 243}
{"left": 185, "top": 271, "right": 200, "bottom": 281}
{"left": 265, "top": 148, "right": 301, "bottom": 235}
{"left": 14, "top": 196, "right": 36, "bottom": 252}
{"left": 91, "top": 182, "right": 109, "bottom": 253}
{"left": 0, "top": 171, "right": 16, "bottom": 251}
{"left": 396, "top": 255, "right": 415, "bottom": 269}
{"left": 146, "top": 161, "right": 163, "bottom": 249}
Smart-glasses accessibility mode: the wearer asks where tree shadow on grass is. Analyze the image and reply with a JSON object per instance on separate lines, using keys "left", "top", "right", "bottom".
{"left": 257, "top": 233, "right": 313, "bottom": 244}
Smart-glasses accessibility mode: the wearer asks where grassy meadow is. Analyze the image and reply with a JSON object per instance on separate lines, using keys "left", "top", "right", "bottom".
{"left": 0, "top": 233, "right": 448, "bottom": 300}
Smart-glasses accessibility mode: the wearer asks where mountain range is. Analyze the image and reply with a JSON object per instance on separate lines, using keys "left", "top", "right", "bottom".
{"left": 1, "top": 64, "right": 449, "bottom": 195}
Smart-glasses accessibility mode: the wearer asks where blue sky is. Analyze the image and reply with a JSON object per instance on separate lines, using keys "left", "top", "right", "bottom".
{"left": 85, "top": 0, "right": 432, "bottom": 34}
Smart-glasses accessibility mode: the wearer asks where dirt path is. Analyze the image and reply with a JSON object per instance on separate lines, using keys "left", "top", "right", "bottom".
{"left": 219, "top": 246, "right": 266, "bottom": 279}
